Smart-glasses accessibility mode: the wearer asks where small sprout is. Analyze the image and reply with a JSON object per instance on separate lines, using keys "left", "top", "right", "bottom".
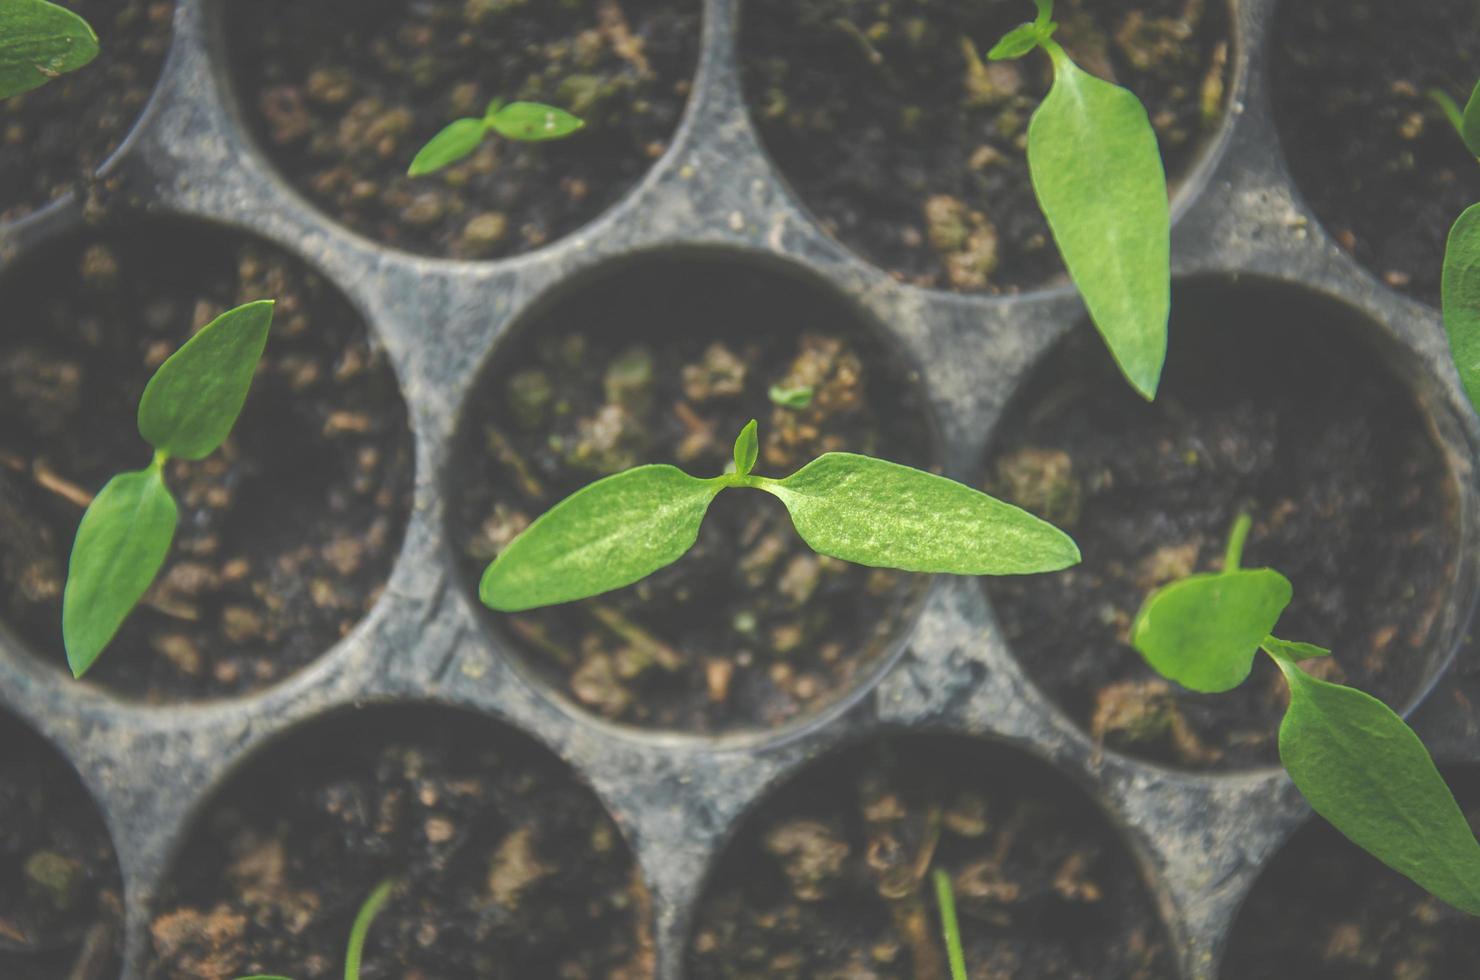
{"left": 63, "top": 300, "right": 274, "bottom": 677}
{"left": 0, "top": 0, "right": 99, "bottom": 100}
{"left": 479, "top": 421, "right": 1080, "bottom": 612}
{"left": 1131, "top": 513, "right": 1480, "bottom": 915}
{"left": 932, "top": 869, "right": 968, "bottom": 980}
{"left": 988, "top": 0, "right": 1170, "bottom": 400}
{"left": 235, "top": 876, "right": 396, "bottom": 980}
{"left": 767, "top": 383, "right": 815, "bottom": 409}
{"left": 408, "top": 99, "right": 584, "bottom": 177}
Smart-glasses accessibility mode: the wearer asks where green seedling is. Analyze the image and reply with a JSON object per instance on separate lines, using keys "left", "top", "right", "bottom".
{"left": 0, "top": 0, "right": 99, "bottom": 99}
{"left": 480, "top": 419, "right": 1080, "bottom": 612}
{"left": 1435, "top": 76, "right": 1480, "bottom": 413}
{"left": 236, "top": 877, "right": 395, "bottom": 980}
{"left": 1132, "top": 513, "right": 1480, "bottom": 915}
{"left": 767, "top": 383, "right": 815, "bottom": 409}
{"left": 988, "top": 0, "right": 1170, "bottom": 401}
{"left": 932, "top": 869, "right": 968, "bottom": 980}
{"left": 408, "top": 99, "right": 584, "bottom": 177}
{"left": 62, "top": 300, "right": 274, "bottom": 678}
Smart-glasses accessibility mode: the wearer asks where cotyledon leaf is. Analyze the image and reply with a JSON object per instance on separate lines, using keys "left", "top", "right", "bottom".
{"left": 733, "top": 419, "right": 758, "bottom": 476}
{"left": 1272, "top": 653, "right": 1480, "bottom": 915}
{"left": 408, "top": 117, "right": 487, "bottom": 176}
{"left": 1442, "top": 202, "right": 1480, "bottom": 414}
{"left": 760, "top": 453, "right": 1080, "bottom": 575}
{"left": 486, "top": 101, "right": 584, "bottom": 142}
{"left": 137, "top": 300, "right": 274, "bottom": 460}
{"left": 63, "top": 463, "right": 178, "bottom": 678}
{"left": 480, "top": 465, "right": 723, "bottom": 611}
{"left": 1029, "top": 43, "right": 1170, "bottom": 400}
{"left": 0, "top": 0, "right": 99, "bottom": 100}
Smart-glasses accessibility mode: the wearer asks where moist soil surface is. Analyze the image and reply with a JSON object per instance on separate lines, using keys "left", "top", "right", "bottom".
{"left": 147, "top": 706, "right": 652, "bottom": 979}
{"left": 0, "top": 712, "right": 122, "bottom": 980}
{"left": 1221, "top": 767, "right": 1480, "bottom": 979}
{"left": 0, "top": 0, "right": 172, "bottom": 224}
{"left": 0, "top": 219, "right": 413, "bottom": 702}
{"left": 688, "top": 736, "right": 1174, "bottom": 979}
{"left": 226, "top": 0, "right": 700, "bottom": 260}
{"left": 1272, "top": 0, "right": 1480, "bottom": 306}
{"left": 982, "top": 283, "right": 1459, "bottom": 771}
{"left": 740, "top": 0, "right": 1230, "bottom": 293}
{"left": 453, "top": 256, "right": 934, "bottom": 734}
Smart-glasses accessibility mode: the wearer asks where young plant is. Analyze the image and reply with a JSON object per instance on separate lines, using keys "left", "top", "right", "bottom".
{"left": 1131, "top": 514, "right": 1480, "bottom": 915}
{"left": 767, "top": 383, "right": 815, "bottom": 410}
{"left": 1434, "top": 76, "right": 1480, "bottom": 413}
{"left": 407, "top": 100, "right": 584, "bottom": 177}
{"left": 988, "top": 0, "right": 1171, "bottom": 401}
{"left": 0, "top": 0, "right": 99, "bottom": 99}
{"left": 480, "top": 420, "right": 1080, "bottom": 612}
{"left": 62, "top": 300, "right": 274, "bottom": 678}
{"left": 932, "top": 868, "right": 968, "bottom": 980}
{"left": 236, "top": 876, "right": 395, "bottom": 980}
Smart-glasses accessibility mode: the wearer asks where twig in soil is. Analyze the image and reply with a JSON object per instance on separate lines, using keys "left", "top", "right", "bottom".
{"left": 0, "top": 450, "right": 96, "bottom": 508}
{"left": 484, "top": 424, "right": 545, "bottom": 501}
{"left": 506, "top": 617, "right": 579, "bottom": 667}
{"left": 65, "top": 918, "right": 117, "bottom": 980}
{"left": 588, "top": 602, "right": 684, "bottom": 671}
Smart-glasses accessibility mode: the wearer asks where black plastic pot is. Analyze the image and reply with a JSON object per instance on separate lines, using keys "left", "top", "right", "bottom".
{"left": 3, "top": 0, "right": 1480, "bottom": 977}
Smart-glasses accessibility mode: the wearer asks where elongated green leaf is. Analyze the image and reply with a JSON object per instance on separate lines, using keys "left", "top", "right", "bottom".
{"left": 408, "top": 118, "right": 487, "bottom": 176}
{"left": 988, "top": 24, "right": 1041, "bottom": 61}
{"left": 0, "top": 0, "right": 98, "bottom": 99}
{"left": 1131, "top": 569, "right": 1291, "bottom": 693}
{"left": 1442, "top": 203, "right": 1480, "bottom": 414}
{"left": 1259, "top": 636, "right": 1330, "bottom": 661}
{"left": 733, "top": 420, "right": 758, "bottom": 476}
{"left": 768, "top": 384, "right": 814, "bottom": 409}
{"left": 1029, "top": 44, "right": 1170, "bottom": 400}
{"left": 63, "top": 464, "right": 178, "bottom": 677}
{"left": 481, "top": 465, "right": 723, "bottom": 611}
{"left": 1462, "top": 77, "right": 1480, "bottom": 157}
{"left": 1272, "top": 653, "right": 1480, "bottom": 915}
{"left": 761, "top": 454, "right": 1080, "bottom": 575}
{"left": 137, "top": 300, "right": 274, "bottom": 460}
{"left": 933, "top": 870, "right": 968, "bottom": 980}
{"left": 486, "top": 101, "right": 585, "bottom": 143}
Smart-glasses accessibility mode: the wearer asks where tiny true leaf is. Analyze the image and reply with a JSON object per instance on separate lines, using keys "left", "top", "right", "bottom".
{"left": 1272, "top": 653, "right": 1480, "bottom": 915}
{"left": 767, "top": 383, "right": 814, "bottom": 409}
{"left": 761, "top": 453, "right": 1080, "bottom": 575}
{"left": 63, "top": 463, "right": 178, "bottom": 678}
{"left": 407, "top": 118, "right": 488, "bottom": 177}
{"left": 486, "top": 101, "right": 585, "bottom": 143}
{"left": 1442, "top": 202, "right": 1480, "bottom": 413}
{"left": 137, "top": 300, "right": 274, "bottom": 460}
{"left": 480, "top": 465, "right": 722, "bottom": 611}
{"left": 0, "top": 0, "right": 99, "bottom": 100}
{"left": 1259, "top": 636, "right": 1331, "bottom": 661}
{"left": 988, "top": 24, "right": 1042, "bottom": 61}
{"left": 1029, "top": 42, "right": 1170, "bottom": 400}
{"left": 1131, "top": 568, "right": 1292, "bottom": 693}
{"left": 733, "top": 419, "right": 759, "bottom": 476}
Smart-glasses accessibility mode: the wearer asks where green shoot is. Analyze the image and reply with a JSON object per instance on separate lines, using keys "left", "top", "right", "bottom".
{"left": 63, "top": 300, "right": 274, "bottom": 678}
{"left": 932, "top": 869, "right": 968, "bottom": 980}
{"left": 1442, "top": 203, "right": 1480, "bottom": 413}
{"left": 408, "top": 99, "right": 584, "bottom": 177}
{"left": 1429, "top": 78, "right": 1480, "bottom": 159}
{"left": 234, "top": 876, "right": 396, "bottom": 980}
{"left": 767, "top": 383, "right": 815, "bottom": 409}
{"left": 0, "top": 0, "right": 98, "bottom": 99}
{"left": 479, "top": 420, "right": 1080, "bottom": 612}
{"left": 1131, "top": 514, "right": 1480, "bottom": 915}
{"left": 988, "top": 0, "right": 1170, "bottom": 401}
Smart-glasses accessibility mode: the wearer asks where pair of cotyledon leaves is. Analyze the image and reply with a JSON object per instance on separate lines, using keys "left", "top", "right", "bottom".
{"left": 63, "top": 301, "right": 274, "bottom": 678}
{"left": 1132, "top": 516, "right": 1480, "bottom": 916}
{"left": 407, "top": 100, "right": 584, "bottom": 177}
{"left": 0, "top": 0, "right": 98, "bottom": 99}
{"left": 991, "top": 0, "right": 1170, "bottom": 401}
{"left": 480, "top": 420, "right": 1081, "bottom": 612}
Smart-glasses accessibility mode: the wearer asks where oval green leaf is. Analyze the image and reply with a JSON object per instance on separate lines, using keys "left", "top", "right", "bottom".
{"left": 0, "top": 0, "right": 99, "bottom": 99}
{"left": 733, "top": 420, "right": 758, "bottom": 477}
{"left": 63, "top": 464, "right": 178, "bottom": 678}
{"left": 1029, "top": 45, "right": 1170, "bottom": 400}
{"left": 768, "top": 384, "right": 814, "bottom": 409}
{"left": 480, "top": 465, "right": 723, "bottom": 611}
{"left": 137, "top": 300, "right": 274, "bottom": 460}
{"left": 988, "top": 23, "right": 1041, "bottom": 61}
{"left": 486, "top": 101, "right": 585, "bottom": 143}
{"left": 1131, "top": 569, "right": 1292, "bottom": 693}
{"left": 762, "top": 454, "right": 1080, "bottom": 575}
{"left": 1442, "top": 203, "right": 1480, "bottom": 414}
{"left": 1272, "top": 654, "right": 1480, "bottom": 915}
{"left": 407, "top": 117, "right": 487, "bottom": 177}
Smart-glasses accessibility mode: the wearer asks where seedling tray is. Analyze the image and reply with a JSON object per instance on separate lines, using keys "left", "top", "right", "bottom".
{"left": 3, "top": 0, "right": 1480, "bottom": 977}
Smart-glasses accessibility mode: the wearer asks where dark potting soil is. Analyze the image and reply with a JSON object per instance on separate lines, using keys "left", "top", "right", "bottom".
{"left": 1220, "top": 767, "right": 1480, "bottom": 979}
{"left": 147, "top": 706, "right": 652, "bottom": 979}
{"left": 1271, "top": 0, "right": 1480, "bottom": 306}
{"left": 688, "top": 736, "right": 1174, "bottom": 980}
{"left": 0, "top": 219, "right": 413, "bottom": 702}
{"left": 225, "top": 0, "right": 700, "bottom": 260}
{"left": 0, "top": 712, "right": 122, "bottom": 980}
{"left": 982, "top": 282, "right": 1460, "bottom": 771}
{"left": 740, "top": 0, "right": 1230, "bottom": 293}
{"left": 452, "top": 255, "right": 934, "bottom": 733}
{"left": 0, "top": 0, "right": 172, "bottom": 224}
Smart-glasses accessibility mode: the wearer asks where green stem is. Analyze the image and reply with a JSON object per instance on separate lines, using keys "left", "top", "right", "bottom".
{"left": 1033, "top": 0, "right": 1054, "bottom": 29}
{"left": 344, "top": 878, "right": 395, "bottom": 980}
{"left": 150, "top": 449, "right": 170, "bottom": 471}
{"left": 1039, "top": 36, "right": 1071, "bottom": 74}
{"left": 1431, "top": 89, "right": 1465, "bottom": 138}
{"left": 1223, "top": 512, "right": 1251, "bottom": 572}
{"left": 932, "top": 869, "right": 968, "bottom": 980}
